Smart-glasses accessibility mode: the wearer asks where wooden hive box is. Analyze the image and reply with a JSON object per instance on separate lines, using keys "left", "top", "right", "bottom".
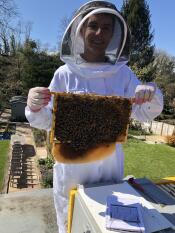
{"left": 50, "top": 92, "right": 132, "bottom": 163}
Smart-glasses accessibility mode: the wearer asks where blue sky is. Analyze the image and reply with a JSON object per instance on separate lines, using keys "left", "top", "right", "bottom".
{"left": 14, "top": 0, "right": 175, "bottom": 56}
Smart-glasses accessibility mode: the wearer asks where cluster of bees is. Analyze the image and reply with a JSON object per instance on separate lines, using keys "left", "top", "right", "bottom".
{"left": 53, "top": 93, "right": 132, "bottom": 158}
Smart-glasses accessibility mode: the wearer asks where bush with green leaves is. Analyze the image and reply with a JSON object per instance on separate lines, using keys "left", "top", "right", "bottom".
{"left": 45, "top": 156, "right": 54, "bottom": 169}
{"left": 42, "top": 171, "right": 53, "bottom": 188}
{"left": 166, "top": 135, "right": 175, "bottom": 147}
{"left": 129, "top": 120, "right": 152, "bottom": 135}
{"left": 38, "top": 158, "right": 46, "bottom": 165}
{"left": 32, "top": 128, "right": 47, "bottom": 146}
{"left": 38, "top": 156, "right": 54, "bottom": 188}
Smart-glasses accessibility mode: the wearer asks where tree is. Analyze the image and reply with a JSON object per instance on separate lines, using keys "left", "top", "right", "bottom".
{"left": 153, "top": 50, "right": 175, "bottom": 114}
{"left": 0, "top": 1, "right": 65, "bottom": 109}
{"left": 0, "top": 0, "right": 17, "bottom": 24}
{"left": 0, "top": 38, "right": 63, "bottom": 110}
{"left": 0, "top": 0, "right": 18, "bottom": 55}
{"left": 57, "top": 15, "right": 72, "bottom": 50}
{"left": 10, "top": 34, "right": 16, "bottom": 55}
{"left": 20, "top": 39, "right": 63, "bottom": 92}
{"left": 0, "top": 25, "right": 10, "bottom": 55}
{"left": 121, "top": 0, "right": 155, "bottom": 81}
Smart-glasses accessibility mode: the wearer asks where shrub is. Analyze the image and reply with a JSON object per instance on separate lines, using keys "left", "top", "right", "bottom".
{"left": 42, "top": 171, "right": 53, "bottom": 188}
{"left": 45, "top": 156, "right": 54, "bottom": 169}
{"left": 38, "top": 156, "right": 54, "bottom": 188}
{"left": 166, "top": 135, "right": 175, "bottom": 147}
{"left": 129, "top": 120, "right": 152, "bottom": 135}
{"left": 32, "top": 128, "right": 47, "bottom": 146}
{"left": 38, "top": 158, "right": 46, "bottom": 165}
{"left": 161, "top": 119, "right": 175, "bottom": 125}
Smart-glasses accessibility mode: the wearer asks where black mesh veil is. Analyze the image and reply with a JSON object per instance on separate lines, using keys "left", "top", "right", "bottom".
{"left": 60, "top": 1, "right": 131, "bottom": 65}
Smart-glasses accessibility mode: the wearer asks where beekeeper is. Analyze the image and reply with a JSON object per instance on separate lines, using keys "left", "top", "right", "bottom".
{"left": 25, "top": 1, "right": 163, "bottom": 233}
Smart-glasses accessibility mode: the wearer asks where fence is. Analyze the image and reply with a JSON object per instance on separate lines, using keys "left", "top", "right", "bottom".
{"left": 147, "top": 121, "right": 175, "bottom": 136}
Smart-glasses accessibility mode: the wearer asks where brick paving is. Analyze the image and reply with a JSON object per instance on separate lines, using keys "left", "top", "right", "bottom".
{"left": 8, "top": 124, "right": 41, "bottom": 192}
{"left": 0, "top": 109, "right": 57, "bottom": 232}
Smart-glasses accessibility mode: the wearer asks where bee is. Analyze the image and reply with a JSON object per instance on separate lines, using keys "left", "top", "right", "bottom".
{"left": 52, "top": 92, "right": 132, "bottom": 159}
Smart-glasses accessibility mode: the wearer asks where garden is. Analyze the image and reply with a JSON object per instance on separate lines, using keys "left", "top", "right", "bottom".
{"left": 0, "top": 126, "right": 175, "bottom": 192}
{"left": 35, "top": 127, "right": 175, "bottom": 188}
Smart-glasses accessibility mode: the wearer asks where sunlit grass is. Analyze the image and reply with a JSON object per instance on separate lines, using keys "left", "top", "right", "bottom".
{"left": 0, "top": 140, "right": 10, "bottom": 191}
{"left": 124, "top": 137, "right": 175, "bottom": 181}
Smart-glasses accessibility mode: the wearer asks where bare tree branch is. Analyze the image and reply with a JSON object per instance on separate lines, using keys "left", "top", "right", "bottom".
{"left": 0, "top": 0, "right": 18, "bottom": 26}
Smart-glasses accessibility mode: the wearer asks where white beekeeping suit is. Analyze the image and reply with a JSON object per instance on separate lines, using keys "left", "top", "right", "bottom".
{"left": 25, "top": 1, "right": 163, "bottom": 233}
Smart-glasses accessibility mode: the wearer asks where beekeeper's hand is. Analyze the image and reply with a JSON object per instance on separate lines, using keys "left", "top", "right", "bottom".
{"left": 134, "top": 83, "right": 156, "bottom": 105}
{"left": 27, "top": 87, "right": 51, "bottom": 112}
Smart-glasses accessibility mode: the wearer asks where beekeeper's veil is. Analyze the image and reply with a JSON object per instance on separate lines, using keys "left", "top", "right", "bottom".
{"left": 60, "top": 0, "right": 130, "bottom": 65}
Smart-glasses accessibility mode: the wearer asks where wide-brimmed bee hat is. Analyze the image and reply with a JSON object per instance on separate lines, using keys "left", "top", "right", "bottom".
{"left": 60, "top": 0, "right": 131, "bottom": 65}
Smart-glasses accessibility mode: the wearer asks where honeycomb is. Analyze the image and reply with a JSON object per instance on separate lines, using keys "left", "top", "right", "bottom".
{"left": 51, "top": 92, "right": 132, "bottom": 160}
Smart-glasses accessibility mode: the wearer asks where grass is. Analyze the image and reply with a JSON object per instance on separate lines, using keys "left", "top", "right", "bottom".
{"left": 0, "top": 136, "right": 174, "bottom": 190}
{"left": 123, "top": 137, "right": 175, "bottom": 182}
{"left": 0, "top": 140, "right": 10, "bottom": 191}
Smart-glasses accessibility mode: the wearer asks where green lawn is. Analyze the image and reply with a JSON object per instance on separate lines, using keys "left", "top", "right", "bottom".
{"left": 0, "top": 140, "right": 10, "bottom": 191}
{"left": 123, "top": 137, "right": 175, "bottom": 182}
{"left": 0, "top": 137, "right": 174, "bottom": 189}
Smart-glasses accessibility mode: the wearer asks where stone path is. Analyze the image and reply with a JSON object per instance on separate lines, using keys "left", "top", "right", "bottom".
{"left": 131, "top": 134, "right": 167, "bottom": 144}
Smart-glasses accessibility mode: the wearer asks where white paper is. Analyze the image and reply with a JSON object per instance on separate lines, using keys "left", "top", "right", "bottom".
{"left": 106, "top": 195, "right": 145, "bottom": 232}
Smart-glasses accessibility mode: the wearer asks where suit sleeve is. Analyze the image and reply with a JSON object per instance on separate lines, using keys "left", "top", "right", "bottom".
{"left": 124, "top": 68, "right": 163, "bottom": 122}
{"left": 25, "top": 69, "right": 67, "bottom": 130}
